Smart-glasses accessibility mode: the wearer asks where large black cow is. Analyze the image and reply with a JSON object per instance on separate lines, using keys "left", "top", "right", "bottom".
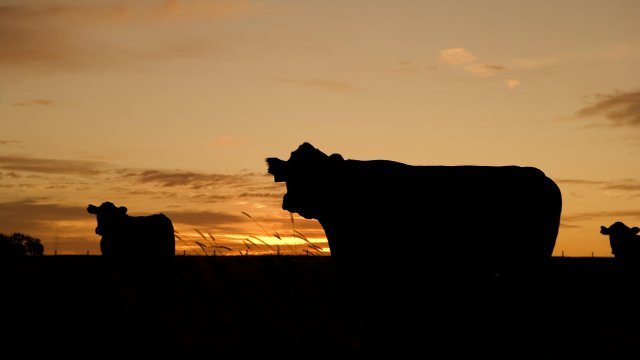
{"left": 267, "top": 143, "right": 562, "bottom": 273}
{"left": 87, "top": 202, "right": 175, "bottom": 257}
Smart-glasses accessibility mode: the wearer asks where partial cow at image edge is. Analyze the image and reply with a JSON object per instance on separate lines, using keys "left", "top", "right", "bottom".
{"left": 601, "top": 221, "right": 640, "bottom": 270}
{"left": 267, "top": 142, "right": 562, "bottom": 275}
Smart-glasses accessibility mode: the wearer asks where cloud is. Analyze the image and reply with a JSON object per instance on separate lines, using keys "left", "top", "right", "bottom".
{"left": 463, "top": 64, "right": 506, "bottom": 77}
{"left": 121, "top": 169, "right": 260, "bottom": 189}
{"left": 165, "top": 209, "right": 246, "bottom": 227}
{"left": 12, "top": 99, "right": 54, "bottom": 106}
{"left": 556, "top": 178, "right": 609, "bottom": 186}
{"left": 559, "top": 222, "right": 583, "bottom": 229}
{"left": 0, "top": 153, "right": 278, "bottom": 202}
{"left": 563, "top": 210, "right": 640, "bottom": 224}
{"left": 237, "top": 192, "right": 282, "bottom": 199}
{"left": 0, "top": 199, "right": 86, "bottom": 221}
{"left": 0, "top": 0, "right": 258, "bottom": 70}
{"left": 0, "top": 155, "right": 109, "bottom": 175}
{"left": 557, "top": 178, "right": 640, "bottom": 194}
{"left": 439, "top": 48, "right": 507, "bottom": 78}
{"left": 276, "top": 77, "right": 356, "bottom": 92}
{"left": 0, "top": 140, "right": 23, "bottom": 148}
{"left": 505, "top": 79, "right": 520, "bottom": 90}
{"left": 0, "top": 172, "right": 21, "bottom": 180}
{"left": 576, "top": 90, "right": 640, "bottom": 127}
{"left": 0, "top": 199, "right": 89, "bottom": 235}
{"left": 439, "top": 48, "right": 476, "bottom": 65}
{"left": 603, "top": 182, "right": 640, "bottom": 192}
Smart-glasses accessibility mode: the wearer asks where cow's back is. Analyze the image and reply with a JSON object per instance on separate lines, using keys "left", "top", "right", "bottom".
{"left": 118, "top": 214, "right": 175, "bottom": 257}
{"left": 138, "top": 213, "right": 175, "bottom": 256}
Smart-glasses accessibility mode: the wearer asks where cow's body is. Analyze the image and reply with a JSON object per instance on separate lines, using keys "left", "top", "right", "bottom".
{"left": 87, "top": 202, "right": 175, "bottom": 257}
{"left": 268, "top": 143, "right": 562, "bottom": 274}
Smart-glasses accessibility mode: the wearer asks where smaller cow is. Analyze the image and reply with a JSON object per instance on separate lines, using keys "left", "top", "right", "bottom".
{"left": 87, "top": 202, "right": 175, "bottom": 257}
{"left": 601, "top": 222, "right": 640, "bottom": 264}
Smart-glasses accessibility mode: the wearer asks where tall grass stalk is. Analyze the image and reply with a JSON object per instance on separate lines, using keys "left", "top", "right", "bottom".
{"left": 175, "top": 230, "right": 199, "bottom": 255}
{"left": 242, "top": 211, "right": 296, "bottom": 255}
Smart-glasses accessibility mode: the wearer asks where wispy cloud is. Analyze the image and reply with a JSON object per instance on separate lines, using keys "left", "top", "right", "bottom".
{"left": 121, "top": 169, "right": 260, "bottom": 189}
{"left": 557, "top": 178, "right": 640, "bottom": 192}
{"left": 0, "top": 172, "right": 21, "bottom": 180}
{"left": 0, "top": 140, "right": 23, "bottom": 148}
{"left": 0, "top": 0, "right": 258, "bottom": 70}
{"left": 12, "top": 99, "right": 54, "bottom": 107}
{"left": 556, "top": 178, "right": 610, "bottom": 186}
{"left": 463, "top": 64, "right": 506, "bottom": 77}
{"left": 0, "top": 199, "right": 89, "bottom": 235}
{"left": 563, "top": 210, "right": 640, "bottom": 224}
{"left": 0, "top": 153, "right": 279, "bottom": 198}
{"left": 276, "top": 77, "right": 357, "bottom": 92}
{"left": 603, "top": 182, "right": 640, "bottom": 192}
{"left": 237, "top": 192, "right": 281, "bottom": 199}
{"left": 0, "top": 199, "right": 86, "bottom": 221}
{"left": 439, "top": 48, "right": 476, "bottom": 65}
{"left": 576, "top": 90, "right": 640, "bottom": 127}
{"left": 165, "top": 209, "right": 246, "bottom": 226}
{"left": 0, "top": 155, "right": 109, "bottom": 175}
{"left": 439, "top": 48, "right": 507, "bottom": 79}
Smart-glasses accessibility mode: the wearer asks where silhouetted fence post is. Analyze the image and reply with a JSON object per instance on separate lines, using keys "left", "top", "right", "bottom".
{"left": 183, "top": 250, "right": 186, "bottom": 256}
{"left": 87, "top": 250, "right": 90, "bottom": 255}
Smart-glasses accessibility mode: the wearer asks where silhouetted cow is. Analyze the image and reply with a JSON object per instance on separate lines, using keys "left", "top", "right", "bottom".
{"left": 267, "top": 143, "right": 562, "bottom": 274}
{"left": 87, "top": 202, "right": 175, "bottom": 257}
{"left": 601, "top": 222, "right": 640, "bottom": 264}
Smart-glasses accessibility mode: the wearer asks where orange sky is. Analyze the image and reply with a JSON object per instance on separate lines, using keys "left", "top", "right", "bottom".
{"left": 1, "top": 0, "right": 640, "bottom": 256}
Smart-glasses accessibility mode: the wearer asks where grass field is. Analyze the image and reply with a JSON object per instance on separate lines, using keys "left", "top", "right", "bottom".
{"left": 2, "top": 256, "right": 639, "bottom": 358}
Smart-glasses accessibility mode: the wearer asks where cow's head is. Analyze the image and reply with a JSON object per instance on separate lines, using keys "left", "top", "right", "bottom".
{"left": 267, "top": 142, "right": 344, "bottom": 220}
{"left": 87, "top": 202, "right": 128, "bottom": 236}
{"left": 601, "top": 222, "right": 640, "bottom": 237}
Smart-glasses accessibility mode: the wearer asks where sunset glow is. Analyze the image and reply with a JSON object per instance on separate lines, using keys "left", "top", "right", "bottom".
{"left": 2, "top": 0, "right": 640, "bottom": 256}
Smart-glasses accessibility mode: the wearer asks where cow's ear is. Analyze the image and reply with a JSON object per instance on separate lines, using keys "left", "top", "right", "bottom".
{"left": 87, "top": 204, "right": 98, "bottom": 214}
{"left": 119, "top": 206, "right": 128, "bottom": 214}
{"left": 600, "top": 226, "right": 610, "bottom": 235}
{"left": 267, "top": 158, "right": 288, "bottom": 182}
{"left": 632, "top": 227, "right": 640, "bottom": 235}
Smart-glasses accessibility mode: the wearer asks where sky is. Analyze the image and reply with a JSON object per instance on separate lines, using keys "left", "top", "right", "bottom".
{"left": 1, "top": 0, "right": 639, "bottom": 256}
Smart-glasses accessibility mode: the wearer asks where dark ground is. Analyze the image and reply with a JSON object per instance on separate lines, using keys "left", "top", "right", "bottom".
{"left": 2, "top": 256, "right": 640, "bottom": 358}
